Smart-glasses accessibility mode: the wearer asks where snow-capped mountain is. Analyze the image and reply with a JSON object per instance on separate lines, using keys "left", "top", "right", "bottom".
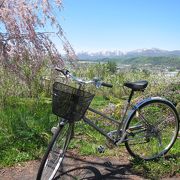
{"left": 77, "top": 48, "right": 180, "bottom": 60}
{"left": 77, "top": 50, "right": 124, "bottom": 60}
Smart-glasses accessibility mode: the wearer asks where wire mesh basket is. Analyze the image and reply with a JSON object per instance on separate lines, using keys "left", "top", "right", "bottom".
{"left": 52, "top": 82, "right": 94, "bottom": 122}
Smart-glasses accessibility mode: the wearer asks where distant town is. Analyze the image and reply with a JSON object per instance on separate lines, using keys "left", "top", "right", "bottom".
{"left": 77, "top": 48, "right": 180, "bottom": 81}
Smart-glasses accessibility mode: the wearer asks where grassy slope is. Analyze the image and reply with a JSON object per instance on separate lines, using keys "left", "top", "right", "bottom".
{"left": 106, "top": 56, "right": 180, "bottom": 69}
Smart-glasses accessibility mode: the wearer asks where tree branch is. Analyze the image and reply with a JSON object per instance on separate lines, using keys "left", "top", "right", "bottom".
{"left": 0, "top": 0, "right": 5, "bottom": 8}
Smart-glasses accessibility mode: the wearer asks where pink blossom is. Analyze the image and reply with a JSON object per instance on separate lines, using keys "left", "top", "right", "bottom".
{"left": 0, "top": 0, "right": 77, "bottom": 88}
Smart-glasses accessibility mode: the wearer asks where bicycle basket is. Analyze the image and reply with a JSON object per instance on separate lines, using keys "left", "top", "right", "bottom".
{"left": 52, "top": 82, "right": 94, "bottom": 122}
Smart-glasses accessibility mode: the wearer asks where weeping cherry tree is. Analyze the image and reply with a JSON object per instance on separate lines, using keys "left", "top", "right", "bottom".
{"left": 0, "top": 0, "right": 76, "bottom": 97}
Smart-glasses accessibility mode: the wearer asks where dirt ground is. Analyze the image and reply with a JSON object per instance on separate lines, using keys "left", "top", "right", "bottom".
{"left": 0, "top": 152, "right": 179, "bottom": 180}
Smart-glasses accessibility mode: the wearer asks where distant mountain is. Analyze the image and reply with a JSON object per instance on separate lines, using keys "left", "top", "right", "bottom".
{"left": 77, "top": 48, "right": 180, "bottom": 60}
{"left": 77, "top": 50, "right": 124, "bottom": 60}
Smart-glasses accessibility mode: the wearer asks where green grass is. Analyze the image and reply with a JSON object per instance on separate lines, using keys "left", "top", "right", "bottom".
{"left": 0, "top": 97, "right": 57, "bottom": 167}
{"left": 131, "top": 140, "right": 180, "bottom": 179}
{"left": 90, "top": 96, "right": 110, "bottom": 108}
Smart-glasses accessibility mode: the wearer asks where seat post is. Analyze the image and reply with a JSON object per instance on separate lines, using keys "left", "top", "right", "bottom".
{"left": 116, "top": 89, "right": 134, "bottom": 140}
{"left": 128, "top": 90, "right": 134, "bottom": 103}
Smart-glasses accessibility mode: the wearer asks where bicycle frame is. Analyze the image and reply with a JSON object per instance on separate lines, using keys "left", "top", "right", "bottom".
{"left": 82, "top": 98, "right": 132, "bottom": 145}
{"left": 82, "top": 95, "right": 171, "bottom": 146}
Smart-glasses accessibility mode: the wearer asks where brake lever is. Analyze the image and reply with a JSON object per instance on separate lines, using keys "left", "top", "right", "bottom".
{"left": 93, "top": 77, "right": 102, "bottom": 88}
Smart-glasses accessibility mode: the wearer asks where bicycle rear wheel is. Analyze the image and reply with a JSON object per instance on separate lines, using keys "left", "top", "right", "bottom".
{"left": 36, "top": 120, "right": 73, "bottom": 180}
{"left": 125, "top": 99, "right": 179, "bottom": 160}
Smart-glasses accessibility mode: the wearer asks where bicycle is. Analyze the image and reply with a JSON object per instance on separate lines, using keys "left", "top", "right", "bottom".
{"left": 36, "top": 68, "right": 179, "bottom": 180}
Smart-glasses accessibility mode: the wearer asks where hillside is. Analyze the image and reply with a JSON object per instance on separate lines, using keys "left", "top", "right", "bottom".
{"left": 121, "top": 56, "right": 180, "bottom": 68}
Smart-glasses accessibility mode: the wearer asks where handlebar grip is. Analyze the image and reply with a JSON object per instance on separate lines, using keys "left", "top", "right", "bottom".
{"left": 55, "top": 67, "right": 69, "bottom": 76}
{"left": 101, "top": 82, "right": 113, "bottom": 88}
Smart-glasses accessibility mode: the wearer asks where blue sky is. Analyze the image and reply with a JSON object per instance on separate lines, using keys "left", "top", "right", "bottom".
{"left": 57, "top": 0, "right": 180, "bottom": 52}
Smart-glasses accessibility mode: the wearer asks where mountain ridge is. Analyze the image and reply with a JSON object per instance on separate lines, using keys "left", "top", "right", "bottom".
{"left": 77, "top": 48, "right": 180, "bottom": 60}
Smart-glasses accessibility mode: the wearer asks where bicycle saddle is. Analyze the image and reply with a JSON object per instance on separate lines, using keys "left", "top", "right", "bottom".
{"left": 124, "top": 80, "right": 148, "bottom": 91}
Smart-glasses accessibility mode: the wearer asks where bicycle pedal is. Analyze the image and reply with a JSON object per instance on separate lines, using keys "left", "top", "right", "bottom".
{"left": 97, "top": 145, "right": 105, "bottom": 153}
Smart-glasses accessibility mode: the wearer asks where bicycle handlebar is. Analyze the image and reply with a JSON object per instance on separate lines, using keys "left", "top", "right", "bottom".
{"left": 101, "top": 82, "right": 113, "bottom": 88}
{"left": 55, "top": 67, "right": 113, "bottom": 88}
{"left": 55, "top": 67, "right": 69, "bottom": 76}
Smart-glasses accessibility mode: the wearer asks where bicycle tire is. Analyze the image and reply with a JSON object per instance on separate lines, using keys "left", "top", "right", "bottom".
{"left": 125, "top": 98, "right": 179, "bottom": 160}
{"left": 36, "top": 121, "right": 73, "bottom": 180}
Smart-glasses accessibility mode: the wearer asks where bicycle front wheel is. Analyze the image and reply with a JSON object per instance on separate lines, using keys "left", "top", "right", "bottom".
{"left": 36, "top": 121, "right": 73, "bottom": 180}
{"left": 125, "top": 99, "right": 179, "bottom": 160}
